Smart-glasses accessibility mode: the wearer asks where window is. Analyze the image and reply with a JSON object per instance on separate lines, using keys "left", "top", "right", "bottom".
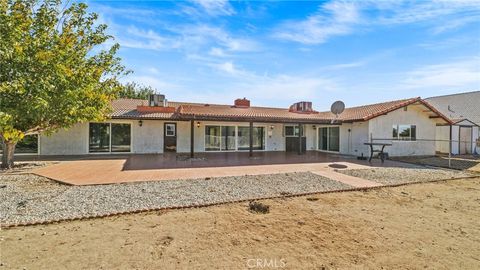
{"left": 111, "top": 124, "right": 131, "bottom": 152}
{"left": 284, "top": 125, "right": 304, "bottom": 137}
{"left": 204, "top": 125, "right": 265, "bottom": 151}
{"left": 165, "top": 124, "right": 176, "bottom": 136}
{"left": 221, "top": 126, "right": 236, "bottom": 151}
{"left": 89, "top": 123, "right": 110, "bottom": 152}
{"left": 205, "top": 126, "right": 221, "bottom": 151}
{"left": 89, "top": 123, "right": 131, "bottom": 153}
{"left": 318, "top": 127, "right": 340, "bottom": 152}
{"left": 238, "top": 127, "right": 265, "bottom": 150}
{"left": 0, "top": 135, "right": 38, "bottom": 154}
{"left": 392, "top": 125, "right": 416, "bottom": 141}
{"left": 328, "top": 127, "right": 340, "bottom": 152}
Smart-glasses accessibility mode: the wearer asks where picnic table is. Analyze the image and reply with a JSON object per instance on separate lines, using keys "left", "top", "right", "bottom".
{"left": 364, "top": 142, "right": 392, "bottom": 163}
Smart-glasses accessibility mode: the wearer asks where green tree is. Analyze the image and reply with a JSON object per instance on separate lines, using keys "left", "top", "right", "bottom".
{"left": 118, "top": 82, "right": 155, "bottom": 100}
{"left": 0, "top": 0, "right": 128, "bottom": 168}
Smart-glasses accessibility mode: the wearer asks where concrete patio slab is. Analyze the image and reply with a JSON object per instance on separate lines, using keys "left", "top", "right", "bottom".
{"left": 30, "top": 152, "right": 412, "bottom": 186}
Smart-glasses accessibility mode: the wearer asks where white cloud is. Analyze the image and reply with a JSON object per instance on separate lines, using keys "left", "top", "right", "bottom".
{"left": 274, "top": 0, "right": 480, "bottom": 44}
{"left": 177, "top": 24, "right": 259, "bottom": 52}
{"left": 122, "top": 75, "right": 181, "bottom": 92}
{"left": 274, "top": 1, "right": 360, "bottom": 44}
{"left": 402, "top": 58, "right": 480, "bottom": 89}
{"left": 207, "top": 61, "right": 262, "bottom": 79}
{"left": 210, "top": 61, "right": 238, "bottom": 75}
{"left": 175, "top": 73, "right": 340, "bottom": 108}
{"left": 374, "top": 1, "right": 480, "bottom": 26}
{"left": 323, "top": 61, "right": 366, "bottom": 70}
{"left": 117, "top": 26, "right": 181, "bottom": 51}
{"left": 239, "top": 74, "right": 339, "bottom": 103}
{"left": 190, "top": 0, "right": 235, "bottom": 16}
{"left": 208, "top": 47, "right": 229, "bottom": 57}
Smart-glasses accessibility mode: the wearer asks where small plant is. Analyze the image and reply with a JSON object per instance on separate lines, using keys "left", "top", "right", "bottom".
{"left": 248, "top": 201, "right": 270, "bottom": 214}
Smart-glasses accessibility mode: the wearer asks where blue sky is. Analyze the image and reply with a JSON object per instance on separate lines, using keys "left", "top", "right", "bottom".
{"left": 87, "top": 0, "right": 480, "bottom": 110}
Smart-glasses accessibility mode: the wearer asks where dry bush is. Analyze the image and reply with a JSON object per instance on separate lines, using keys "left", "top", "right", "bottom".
{"left": 248, "top": 201, "right": 270, "bottom": 214}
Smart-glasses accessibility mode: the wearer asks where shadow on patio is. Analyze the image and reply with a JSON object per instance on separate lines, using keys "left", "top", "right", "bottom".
{"left": 121, "top": 151, "right": 355, "bottom": 170}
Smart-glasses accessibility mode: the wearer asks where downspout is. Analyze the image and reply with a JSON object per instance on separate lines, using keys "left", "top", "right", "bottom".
{"left": 449, "top": 124, "right": 452, "bottom": 168}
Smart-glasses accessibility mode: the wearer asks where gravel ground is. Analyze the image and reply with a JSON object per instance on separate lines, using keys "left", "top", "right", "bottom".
{"left": 338, "top": 167, "right": 475, "bottom": 185}
{"left": 0, "top": 161, "right": 54, "bottom": 174}
{"left": 0, "top": 172, "right": 351, "bottom": 225}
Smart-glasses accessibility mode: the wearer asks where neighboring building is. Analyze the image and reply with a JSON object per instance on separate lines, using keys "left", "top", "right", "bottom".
{"left": 425, "top": 91, "right": 480, "bottom": 155}
{"left": 15, "top": 95, "right": 449, "bottom": 158}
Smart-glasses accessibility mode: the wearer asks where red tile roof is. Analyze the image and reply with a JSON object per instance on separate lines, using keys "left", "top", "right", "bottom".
{"left": 110, "top": 97, "right": 452, "bottom": 124}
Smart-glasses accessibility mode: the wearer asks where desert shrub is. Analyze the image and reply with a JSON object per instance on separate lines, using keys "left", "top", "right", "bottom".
{"left": 248, "top": 201, "right": 270, "bottom": 214}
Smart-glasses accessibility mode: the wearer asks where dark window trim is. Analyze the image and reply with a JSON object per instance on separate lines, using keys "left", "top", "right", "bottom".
{"left": 392, "top": 124, "right": 417, "bottom": 141}
{"left": 88, "top": 122, "right": 132, "bottom": 153}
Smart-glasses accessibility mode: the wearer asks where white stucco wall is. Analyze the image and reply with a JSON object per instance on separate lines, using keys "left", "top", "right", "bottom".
{"left": 367, "top": 105, "right": 439, "bottom": 156}
{"left": 435, "top": 125, "right": 451, "bottom": 154}
{"left": 340, "top": 122, "right": 370, "bottom": 157}
{"left": 267, "top": 123, "right": 285, "bottom": 151}
{"left": 39, "top": 123, "right": 88, "bottom": 155}
{"left": 132, "top": 120, "right": 164, "bottom": 153}
{"left": 175, "top": 121, "right": 191, "bottom": 153}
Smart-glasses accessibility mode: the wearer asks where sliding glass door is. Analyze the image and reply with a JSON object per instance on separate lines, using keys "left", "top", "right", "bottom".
{"left": 89, "top": 123, "right": 110, "bottom": 152}
{"left": 237, "top": 127, "right": 265, "bottom": 150}
{"left": 89, "top": 123, "right": 131, "bottom": 153}
{"left": 205, "top": 125, "right": 265, "bottom": 151}
{"left": 205, "top": 126, "right": 221, "bottom": 151}
{"left": 318, "top": 127, "right": 328, "bottom": 151}
{"left": 318, "top": 127, "right": 340, "bottom": 152}
{"left": 221, "top": 126, "right": 236, "bottom": 151}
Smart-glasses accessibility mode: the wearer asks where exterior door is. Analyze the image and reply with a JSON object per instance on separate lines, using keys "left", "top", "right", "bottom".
{"left": 284, "top": 125, "right": 306, "bottom": 152}
{"left": 164, "top": 123, "right": 177, "bottom": 152}
{"left": 317, "top": 127, "right": 340, "bottom": 152}
{"left": 459, "top": 127, "right": 472, "bottom": 154}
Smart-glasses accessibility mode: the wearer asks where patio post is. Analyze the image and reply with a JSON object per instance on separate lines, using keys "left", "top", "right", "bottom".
{"left": 298, "top": 123, "right": 302, "bottom": 155}
{"left": 249, "top": 121, "right": 253, "bottom": 157}
{"left": 190, "top": 119, "right": 194, "bottom": 158}
{"left": 448, "top": 124, "right": 452, "bottom": 168}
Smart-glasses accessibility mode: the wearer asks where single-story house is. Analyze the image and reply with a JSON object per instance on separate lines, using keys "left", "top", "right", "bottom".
{"left": 5, "top": 95, "right": 453, "bottom": 158}
{"left": 425, "top": 91, "right": 480, "bottom": 155}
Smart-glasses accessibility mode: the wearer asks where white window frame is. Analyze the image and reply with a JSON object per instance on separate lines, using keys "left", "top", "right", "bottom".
{"left": 203, "top": 124, "right": 267, "bottom": 152}
{"left": 165, "top": 123, "right": 176, "bottom": 137}
{"left": 392, "top": 124, "right": 416, "bottom": 141}
{"left": 284, "top": 124, "right": 305, "bottom": 137}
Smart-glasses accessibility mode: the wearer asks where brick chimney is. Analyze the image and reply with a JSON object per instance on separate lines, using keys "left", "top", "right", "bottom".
{"left": 234, "top": 98, "right": 250, "bottom": 108}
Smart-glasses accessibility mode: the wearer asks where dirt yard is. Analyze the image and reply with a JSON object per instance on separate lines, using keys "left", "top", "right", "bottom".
{"left": 2, "top": 178, "right": 479, "bottom": 269}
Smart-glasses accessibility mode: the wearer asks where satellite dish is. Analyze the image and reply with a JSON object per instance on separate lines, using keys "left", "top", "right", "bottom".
{"left": 330, "top": 101, "right": 345, "bottom": 124}
{"left": 330, "top": 100, "right": 345, "bottom": 115}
